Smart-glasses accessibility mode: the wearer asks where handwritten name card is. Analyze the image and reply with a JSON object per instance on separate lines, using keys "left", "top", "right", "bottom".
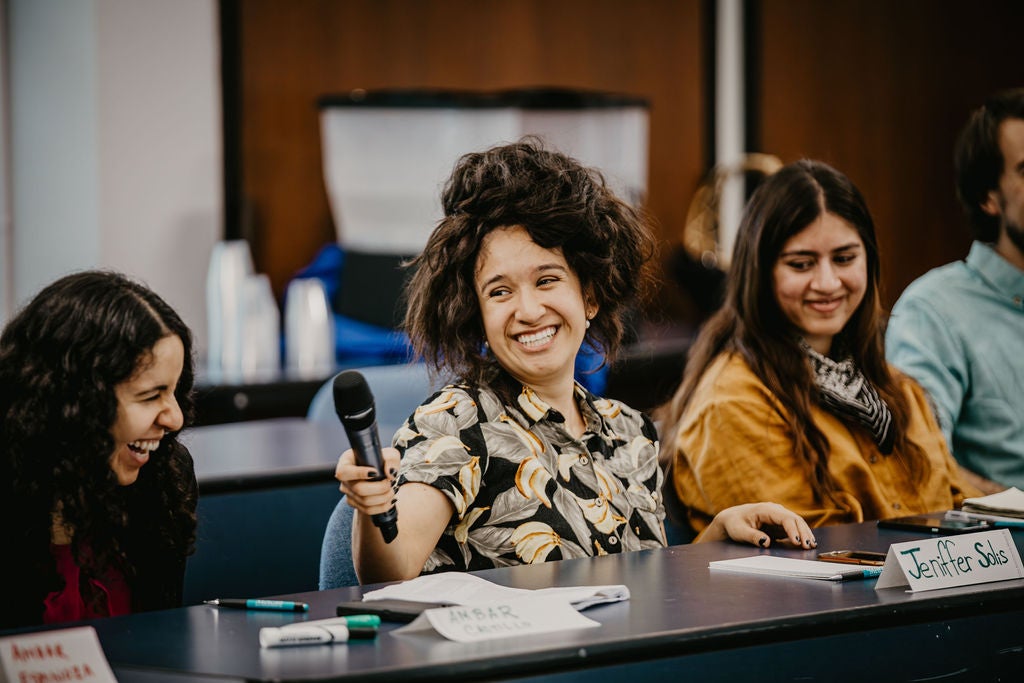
{"left": 394, "top": 597, "right": 600, "bottom": 643}
{"left": 0, "top": 626, "right": 116, "bottom": 683}
{"left": 875, "top": 528, "right": 1024, "bottom": 591}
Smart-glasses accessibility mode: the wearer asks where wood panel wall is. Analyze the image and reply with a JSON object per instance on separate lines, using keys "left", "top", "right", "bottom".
{"left": 757, "top": 0, "right": 1023, "bottom": 308}
{"left": 235, "top": 0, "right": 1020, "bottom": 317}
{"left": 234, "top": 0, "right": 706, "bottom": 305}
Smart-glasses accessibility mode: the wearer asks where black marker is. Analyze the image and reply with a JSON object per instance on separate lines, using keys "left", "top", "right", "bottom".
{"left": 205, "top": 598, "right": 309, "bottom": 612}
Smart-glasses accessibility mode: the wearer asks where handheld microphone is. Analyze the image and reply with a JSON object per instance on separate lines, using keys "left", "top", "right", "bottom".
{"left": 333, "top": 370, "right": 399, "bottom": 543}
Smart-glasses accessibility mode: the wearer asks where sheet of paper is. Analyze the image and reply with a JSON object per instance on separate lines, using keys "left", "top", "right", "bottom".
{"left": 394, "top": 597, "right": 600, "bottom": 642}
{"left": 0, "top": 626, "right": 117, "bottom": 683}
{"left": 709, "top": 555, "right": 867, "bottom": 580}
{"left": 531, "top": 584, "right": 630, "bottom": 610}
{"left": 363, "top": 573, "right": 528, "bottom": 604}
{"left": 361, "top": 572, "right": 629, "bottom": 610}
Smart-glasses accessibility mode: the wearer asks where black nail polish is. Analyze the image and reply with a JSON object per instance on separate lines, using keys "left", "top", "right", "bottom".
{"left": 367, "top": 470, "right": 379, "bottom": 480}
{"left": 758, "top": 536, "right": 769, "bottom": 548}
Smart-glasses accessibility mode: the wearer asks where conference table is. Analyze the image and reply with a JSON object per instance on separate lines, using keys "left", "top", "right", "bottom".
{"left": 26, "top": 521, "right": 1024, "bottom": 682}
{"left": 183, "top": 417, "right": 349, "bottom": 494}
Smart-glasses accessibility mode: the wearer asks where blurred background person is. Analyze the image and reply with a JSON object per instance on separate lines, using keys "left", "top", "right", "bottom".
{"left": 887, "top": 88, "right": 1024, "bottom": 493}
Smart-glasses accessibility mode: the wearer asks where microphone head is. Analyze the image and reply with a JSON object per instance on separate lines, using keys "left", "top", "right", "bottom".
{"left": 333, "top": 370, "right": 375, "bottom": 429}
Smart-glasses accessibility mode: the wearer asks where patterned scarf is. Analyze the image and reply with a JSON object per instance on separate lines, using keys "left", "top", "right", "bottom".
{"left": 802, "top": 340, "right": 895, "bottom": 454}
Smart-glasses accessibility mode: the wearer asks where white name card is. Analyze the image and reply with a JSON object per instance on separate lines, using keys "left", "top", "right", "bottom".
{"left": 394, "top": 597, "right": 600, "bottom": 643}
{"left": 0, "top": 626, "right": 117, "bottom": 683}
{"left": 875, "top": 528, "right": 1024, "bottom": 591}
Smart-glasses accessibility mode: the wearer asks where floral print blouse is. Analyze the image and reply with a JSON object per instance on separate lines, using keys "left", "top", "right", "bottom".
{"left": 395, "top": 381, "right": 666, "bottom": 574}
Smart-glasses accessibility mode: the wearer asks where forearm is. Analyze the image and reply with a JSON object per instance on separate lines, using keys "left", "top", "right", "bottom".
{"left": 351, "top": 481, "right": 452, "bottom": 585}
{"left": 352, "top": 511, "right": 425, "bottom": 584}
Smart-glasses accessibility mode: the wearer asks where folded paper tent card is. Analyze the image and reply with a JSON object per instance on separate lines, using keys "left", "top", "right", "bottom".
{"left": 357, "top": 572, "right": 629, "bottom": 642}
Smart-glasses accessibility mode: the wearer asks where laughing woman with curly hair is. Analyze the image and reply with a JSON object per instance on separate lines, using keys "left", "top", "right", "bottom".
{"left": 0, "top": 271, "right": 197, "bottom": 629}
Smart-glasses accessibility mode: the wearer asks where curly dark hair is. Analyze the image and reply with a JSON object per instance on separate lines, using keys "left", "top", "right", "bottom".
{"left": 955, "top": 88, "right": 1024, "bottom": 242}
{"left": 0, "top": 271, "right": 198, "bottom": 627}
{"left": 403, "top": 138, "right": 657, "bottom": 391}
{"left": 660, "top": 160, "right": 927, "bottom": 505}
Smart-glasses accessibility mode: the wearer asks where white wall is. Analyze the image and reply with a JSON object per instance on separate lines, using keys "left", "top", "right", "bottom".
{"left": 8, "top": 0, "right": 100, "bottom": 308}
{"left": 4, "top": 0, "right": 221, "bottom": 355}
{"left": 0, "top": 0, "right": 11, "bottom": 321}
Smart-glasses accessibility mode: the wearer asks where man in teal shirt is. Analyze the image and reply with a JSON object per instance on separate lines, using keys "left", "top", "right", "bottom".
{"left": 887, "top": 89, "right": 1024, "bottom": 491}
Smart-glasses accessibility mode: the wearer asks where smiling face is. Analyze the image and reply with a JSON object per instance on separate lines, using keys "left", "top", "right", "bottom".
{"left": 772, "top": 212, "right": 868, "bottom": 355}
{"left": 109, "top": 334, "right": 185, "bottom": 486}
{"left": 474, "top": 226, "right": 596, "bottom": 397}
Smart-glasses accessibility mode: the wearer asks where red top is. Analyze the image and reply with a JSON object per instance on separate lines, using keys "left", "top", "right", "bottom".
{"left": 42, "top": 544, "right": 132, "bottom": 624}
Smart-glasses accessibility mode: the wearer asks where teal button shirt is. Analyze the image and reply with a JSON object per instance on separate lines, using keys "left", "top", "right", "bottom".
{"left": 886, "top": 242, "right": 1024, "bottom": 488}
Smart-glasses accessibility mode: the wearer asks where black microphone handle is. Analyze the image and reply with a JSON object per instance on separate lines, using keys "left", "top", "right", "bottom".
{"left": 344, "top": 418, "right": 399, "bottom": 544}
{"left": 345, "top": 417, "right": 386, "bottom": 478}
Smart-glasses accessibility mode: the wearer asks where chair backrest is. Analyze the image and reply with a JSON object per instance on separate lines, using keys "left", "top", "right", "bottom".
{"left": 661, "top": 459, "right": 697, "bottom": 545}
{"left": 307, "top": 362, "right": 439, "bottom": 429}
{"left": 319, "top": 497, "right": 358, "bottom": 589}
{"left": 311, "top": 362, "right": 443, "bottom": 588}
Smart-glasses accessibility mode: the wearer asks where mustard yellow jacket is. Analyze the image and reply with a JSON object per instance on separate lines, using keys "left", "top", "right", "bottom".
{"left": 671, "top": 353, "right": 977, "bottom": 537}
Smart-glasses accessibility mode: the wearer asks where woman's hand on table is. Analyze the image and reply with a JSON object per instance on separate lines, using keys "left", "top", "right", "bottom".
{"left": 702, "top": 502, "right": 816, "bottom": 549}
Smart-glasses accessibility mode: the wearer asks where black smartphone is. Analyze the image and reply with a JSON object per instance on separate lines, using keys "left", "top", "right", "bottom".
{"left": 817, "top": 550, "right": 887, "bottom": 566}
{"left": 336, "top": 598, "right": 452, "bottom": 623}
{"left": 877, "top": 513, "right": 994, "bottom": 534}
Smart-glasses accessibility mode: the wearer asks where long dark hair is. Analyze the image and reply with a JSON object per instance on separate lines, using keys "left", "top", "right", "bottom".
{"left": 404, "top": 138, "right": 657, "bottom": 391}
{"left": 0, "top": 271, "right": 197, "bottom": 621}
{"left": 660, "top": 160, "right": 923, "bottom": 503}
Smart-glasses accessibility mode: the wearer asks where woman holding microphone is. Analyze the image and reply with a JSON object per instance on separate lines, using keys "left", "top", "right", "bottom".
{"left": 335, "top": 140, "right": 814, "bottom": 584}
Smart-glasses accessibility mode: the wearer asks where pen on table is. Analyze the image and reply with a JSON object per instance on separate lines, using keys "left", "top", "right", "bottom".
{"left": 283, "top": 614, "right": 382, "bottom": 629}
{"left": 829, "top": 567, "right": 883, "bottom": 582}
{"left": 204, "top": 598, "right": 310, "bottom": 612}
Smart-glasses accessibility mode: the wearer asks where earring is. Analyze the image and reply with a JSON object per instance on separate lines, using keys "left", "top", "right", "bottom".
{"left": 483, "top": 341, "right": 489, "bottom": 350}
{"left": 585, "top": 319, "right": 591, "bottom": 329}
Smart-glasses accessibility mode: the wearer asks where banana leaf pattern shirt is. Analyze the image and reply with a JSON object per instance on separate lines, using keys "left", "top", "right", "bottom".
{"left": 394, "top": 382, "right": 666, "bottom": 574}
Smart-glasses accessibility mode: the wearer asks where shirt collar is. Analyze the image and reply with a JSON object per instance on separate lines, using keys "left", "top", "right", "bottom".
{"left": 514, "top": 382, "right": 604, "bottom": 432}
{"left": 967, "top": 241, "right": 1024, "bottom": 301}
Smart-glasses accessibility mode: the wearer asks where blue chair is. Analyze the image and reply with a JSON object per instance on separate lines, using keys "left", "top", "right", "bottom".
{"left": 307, "top": 362, "right": 439, "bottom": 427}
{"left": 661, "top": 459, "right": 697, "bottom": 545}
{"left": 309, "top": 362, "right": 443, "bottom": 588}
{"left": 318, "top": 497, "right": 359, "bottom": 589}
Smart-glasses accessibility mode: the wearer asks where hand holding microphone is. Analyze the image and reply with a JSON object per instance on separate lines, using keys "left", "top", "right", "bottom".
{"left": 333, "top": 370, "right": 399, "bottom": 543}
